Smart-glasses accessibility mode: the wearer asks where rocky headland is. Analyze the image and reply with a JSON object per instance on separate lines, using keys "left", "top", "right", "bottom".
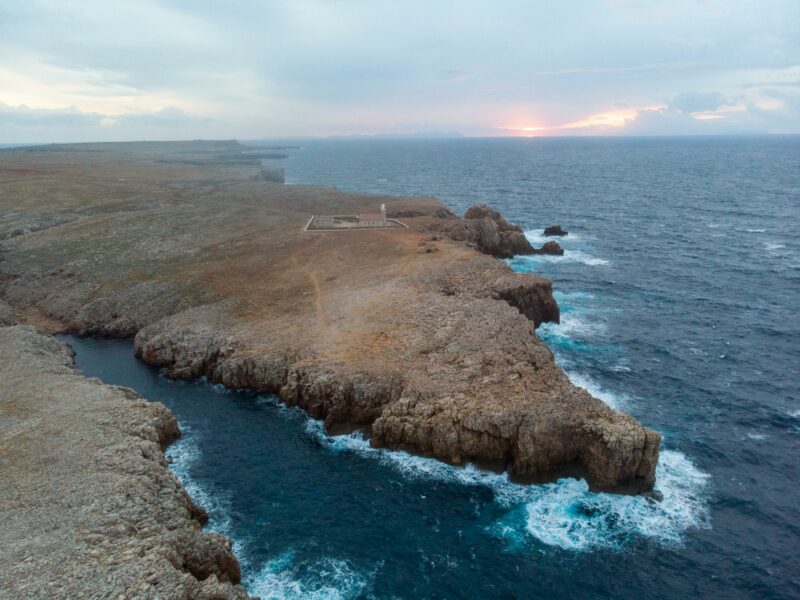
{"left": 0, "top": 140, "right": 660, "bottom": 593}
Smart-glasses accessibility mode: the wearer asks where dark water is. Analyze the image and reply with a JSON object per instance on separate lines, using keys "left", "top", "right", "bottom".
{"left": 67, "top": 136, "right": 800, "bottom": 599}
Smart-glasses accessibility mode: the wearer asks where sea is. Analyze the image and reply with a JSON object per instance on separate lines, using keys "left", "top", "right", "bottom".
{"left": 66, "top": 136, "right": 800, "bottom": 599}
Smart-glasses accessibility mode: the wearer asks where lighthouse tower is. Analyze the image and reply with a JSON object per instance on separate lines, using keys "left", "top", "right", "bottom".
{"left": 380, "top": 203, "right": 386, "bottom": 225}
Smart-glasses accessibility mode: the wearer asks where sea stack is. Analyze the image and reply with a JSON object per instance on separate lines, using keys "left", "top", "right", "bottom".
{"left": 532, "top": 240, "right": 564, "bottom": 255}
{"left": 544, "top": 224, "right": 568, "bottom": 236}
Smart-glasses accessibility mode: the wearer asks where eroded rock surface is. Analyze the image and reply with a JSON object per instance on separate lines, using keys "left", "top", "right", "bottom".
{"left": 431, "top": 203, "right": 535, "bottom": 258}
{"left": 544, "top": 224, "right": 568, "bottom": 236}
{"left": 533, "top": 240, "right": 565, "bottom": 255}
{"left": 0, "top": 141, "right": 659, "bottom": 493}
{"left": 0, "top": 325, "right": 250, "bottom": 599}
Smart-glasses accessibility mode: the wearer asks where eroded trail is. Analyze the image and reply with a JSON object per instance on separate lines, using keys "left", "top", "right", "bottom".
{"left": 289, "top": 234, "right": 330, "bottom": 330}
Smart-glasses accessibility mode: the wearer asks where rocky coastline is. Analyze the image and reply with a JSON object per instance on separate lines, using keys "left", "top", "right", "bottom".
{"left": 0, "top": 325, "right": 251, "bottom": 599}
{"left": 0, "top": 140, "right": 660, "bottom": 595}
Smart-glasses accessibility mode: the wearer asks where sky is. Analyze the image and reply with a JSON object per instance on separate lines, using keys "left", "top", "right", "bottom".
{"left": 1, "top": 0, "right": 799, "bottom": 142}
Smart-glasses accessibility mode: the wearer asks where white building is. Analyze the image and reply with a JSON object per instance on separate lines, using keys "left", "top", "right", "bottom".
{"left": 358, "top": 203, "right": 386, "bottom": 227}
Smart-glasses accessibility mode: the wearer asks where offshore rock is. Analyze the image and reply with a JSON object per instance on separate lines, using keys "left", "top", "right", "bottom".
{"left": 532, "top": 240, "right": 565, "bottom": 255}
{"left": 544, "top": 224, "right": 568, "bottom": 236}
{"left": 0, "top": 325, "right": 251, "bottom": 599}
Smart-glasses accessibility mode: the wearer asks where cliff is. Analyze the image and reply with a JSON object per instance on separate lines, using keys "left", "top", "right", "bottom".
{"left": 0, "top": 325, "right": 250, "bottom": 599}
{"left": 0, "top": 140, "right": 659, "bottom": 493}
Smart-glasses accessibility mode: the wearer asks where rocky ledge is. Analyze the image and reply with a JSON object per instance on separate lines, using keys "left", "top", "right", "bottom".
{"left": 0, "top": 326, "right": 251, "bottom": 599}
{"left": 430, "top": 203, "right": 535, "bottom": 258}
{"left": 0, "top": 141, "right": 659, "bottom": 494}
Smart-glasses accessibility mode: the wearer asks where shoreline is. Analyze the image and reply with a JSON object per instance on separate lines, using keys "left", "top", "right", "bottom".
{"left": 0, "top": 326, "right": 252, "bottom": 599}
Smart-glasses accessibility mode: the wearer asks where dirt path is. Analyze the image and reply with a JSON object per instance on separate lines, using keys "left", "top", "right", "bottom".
{"left": 288, "top": 234, "right": 329, "bottom": 329}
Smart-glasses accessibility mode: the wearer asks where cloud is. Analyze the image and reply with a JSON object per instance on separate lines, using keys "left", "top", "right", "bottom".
{"left": 0, "top": 103, "right": 103, "bottom": 127}
{"left": 112, "top": 106, "right": 211, "bottom": 127}
{"left": 0, "top": 102, "right": 210, "bottom": 135}
{"left": 671, "top": 91, "right": 728, "bottom": 113}
{"left": 0, "top": 0, "right": 798, "bottom": 140}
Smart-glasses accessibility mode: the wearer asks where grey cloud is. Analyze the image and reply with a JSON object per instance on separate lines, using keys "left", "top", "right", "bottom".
{"left": 671, "top": 91, "right": 728, "bottom": 113}
{"left": 113, "top": 107, "right": 211, "bottom": 127}
{"left": 0, "top": 0, "right": 799, "bottom": 139}
{"left": 0, "top": 103, "right": 104, "bottom": 127}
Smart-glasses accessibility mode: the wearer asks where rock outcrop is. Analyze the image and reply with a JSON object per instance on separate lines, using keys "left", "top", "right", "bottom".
{"left": 0, "top": 141, "right": 659, "bottom": 495}
{"left": 532, "top": 240, "right": 565, "bottom": 255}
{"left": 492, "top": 273, "right": 561, "bottom": 327}
{"left": 544, "top": 224, "right": 568, "bottom": 236}
{"left": 432, "top": 204, "right": 534, "bottom": 258}
{"left": 0, "top": 325, "right": 251, "bottom": 599}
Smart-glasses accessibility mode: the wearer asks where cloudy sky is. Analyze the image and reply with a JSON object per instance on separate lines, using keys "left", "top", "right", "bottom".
{"left": 1, "top": 0, "right": 799, "bottom": 142}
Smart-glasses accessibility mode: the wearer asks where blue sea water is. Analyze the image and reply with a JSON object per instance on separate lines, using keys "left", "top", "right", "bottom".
{"left": 67, "top": 136, "right": 800, "bottom": 599}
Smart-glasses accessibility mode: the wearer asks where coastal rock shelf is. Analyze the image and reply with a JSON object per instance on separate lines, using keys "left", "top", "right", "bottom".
{"left": 0, "top": 325, "right": 250, "bottom": 599}
{"left": 0, "top": 140, "right": 659, "bottom": 495}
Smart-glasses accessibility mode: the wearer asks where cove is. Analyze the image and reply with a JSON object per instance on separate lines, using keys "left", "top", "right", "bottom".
{"left": 65, "top": 335, "right": 708, "bottom": 599}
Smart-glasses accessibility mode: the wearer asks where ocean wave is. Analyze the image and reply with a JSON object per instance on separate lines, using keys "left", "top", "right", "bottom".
{"left": 553, "top": 290, "right": 596, "bottom": 301}
{"left": 305, "top": 421, "right": 710, "bottom": 552}
{"left": 538, "top": 314, "right": 606, "bottom": 341}
{"left": 164, "top": 426, "right": 235, "bottom": 537}
{"left": 245, "top": 551, "right": 373, "bottom": 600}
{"left": 523, "top": 229, "right": 584, "bottom": 246}
{"left": 519, "top": 450, "right": 710, "bottom": 551}
{"left": 764, "top": 241, "right": 786, "bottom": 251}
{"left": 561, "top": 370, "right": 628, "bottom": 410}
{"left": 511, "top": 250, "right": 610, "bottom": 268}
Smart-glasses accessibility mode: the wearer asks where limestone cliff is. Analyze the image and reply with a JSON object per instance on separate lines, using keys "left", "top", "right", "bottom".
{"left": 0, "top": 325, "right": 250, "bottom": 599}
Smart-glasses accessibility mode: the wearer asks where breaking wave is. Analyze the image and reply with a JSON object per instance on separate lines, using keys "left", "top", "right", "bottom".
{"left": 511, "top": 251, "right": 610, "bottom": 268}
{"left": 305, "top": 420, "right": 710, "bottom": 551}
{"left": 515, "top": 230, "right": 610, "bottom": 266}
{"left": 165, "top": 426, "right": 235, "bottom": 537}
{"left": 244, "top": 552, "right": 374, "bottom": 600}
{"left": 523, "top": 229, "right": 584, "bottom": 246}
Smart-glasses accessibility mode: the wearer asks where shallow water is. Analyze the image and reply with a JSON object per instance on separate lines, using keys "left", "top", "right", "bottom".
{"left": 67, "top": 135, "right": 800, "bottom": 598}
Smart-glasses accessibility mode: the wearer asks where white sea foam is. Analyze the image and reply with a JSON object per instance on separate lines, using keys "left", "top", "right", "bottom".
{"left": 523, "top": 229, "right": 584, "bottom": 246}
{"left": 745, "top": 228, "right": 766, "bottom": 233}
{"left": 538, "top": 314, "right": 606, "bottom": 341}
{"left": 306, "top": 421, "right": 711, "bottom": 552}
{"left": 553, "top": 290, "right": 595, "bottom": 302}
{"left": 521, "top": 450, "right": 710, "bottom": 550}
{"left": 764, "top": 241, "right": 786, "bottom": 251}
{"left": 514, "top": 251, "right": 610, "bottom": 267}
{"left": 562, "top": 370, "right": 627, "bottom": 410}
{"left": 164, "top": 426, "right": 235, "bottom": 538}
{"left": 245, "top": 552, "right": 373, "bottom": 600}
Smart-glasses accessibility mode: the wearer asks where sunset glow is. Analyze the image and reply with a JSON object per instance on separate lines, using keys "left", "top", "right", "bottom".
{"left": 0, "top": 1, "right": 797, "bottom": 142}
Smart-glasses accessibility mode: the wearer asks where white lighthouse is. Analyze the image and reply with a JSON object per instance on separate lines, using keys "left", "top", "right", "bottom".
{"left": 380, "top": 203, "right": 386, "bottom": 224}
